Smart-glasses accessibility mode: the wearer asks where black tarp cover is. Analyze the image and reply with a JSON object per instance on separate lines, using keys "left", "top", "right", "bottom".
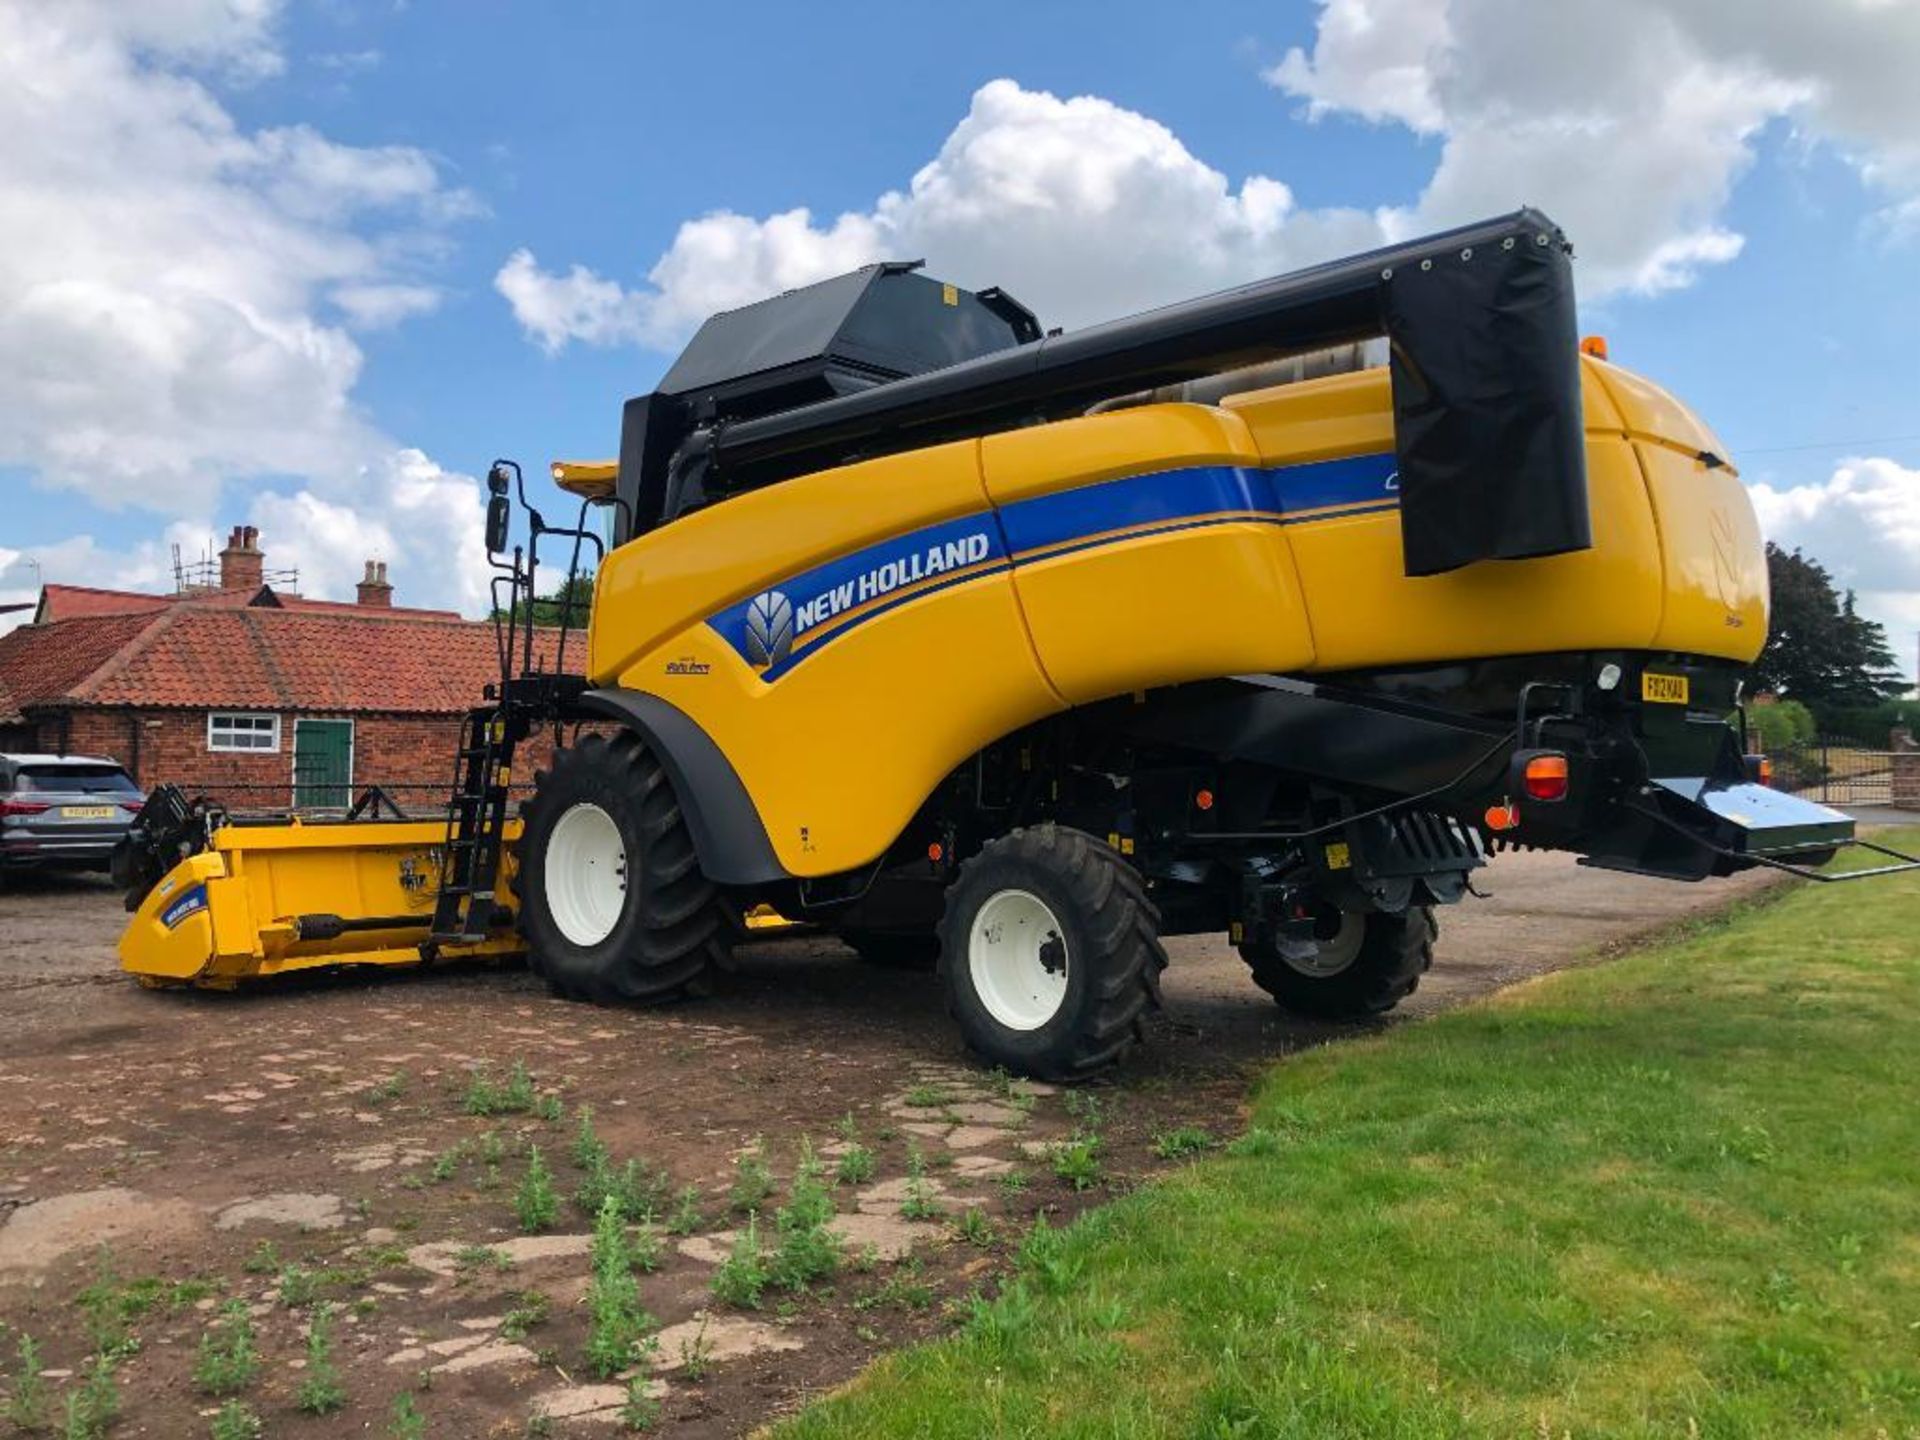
{"left": 1384, "top": 227, "right": 1590, "bottom": 576}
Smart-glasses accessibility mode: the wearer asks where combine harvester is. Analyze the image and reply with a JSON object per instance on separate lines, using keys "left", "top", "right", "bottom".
{"left": 116, "top": 209, "right": 1916, "bottom": 1077}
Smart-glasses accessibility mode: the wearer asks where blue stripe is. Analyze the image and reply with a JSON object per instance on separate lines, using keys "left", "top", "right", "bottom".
{"left": 708, "top": 452, "right": 1399, "bottom": 680}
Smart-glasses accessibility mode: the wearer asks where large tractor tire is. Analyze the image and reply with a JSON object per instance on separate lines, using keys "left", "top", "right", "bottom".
{"left": 518, "top": 732, "right": 731, "bottom": 1003}
{"left": 1239, "top": 905, "right": 1435, "bottom": 1019}
{"left": 937, "top": 824, "right": 1166, "bottom": 1080}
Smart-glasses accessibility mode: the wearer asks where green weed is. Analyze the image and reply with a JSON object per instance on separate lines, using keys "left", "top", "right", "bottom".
{"left": 192, "top": 1300, "right": 259, "bottom": 1397}
{"left": 4, "top": 1332, "right": 47, "bottom": 1431}
{"left": 729, "top": 1139, "right": 776, "bottom": 1213}
{"left": 711, "top": 1216, "right": 769, "bottom": 1309}
{"left": 665, "top": 1184, "right": 704, "bottom": 1236}
{"left": 388, "top": 1391, "right": 427, "bottom": 1440}
{"left": 1151, "top": 1126, "right": 1213, "bottom": 1160}
{"left": 835, "top": 1145, "right": 876, "bottom": 1187}
{"left": 500, "top": 1290, "right": 552, "bottom": 1341}
{"left": 516, "top": 1144, "right": 559, "bottom": 1233}
{"left": 296, "top": 1304, "right": 346, "bottom": 1415}
{"left": 585, "top": 1196, "right": 657, "bottom": 1379}
{"left": 208, "top": 1399, "right": 262, "bottom": 1440}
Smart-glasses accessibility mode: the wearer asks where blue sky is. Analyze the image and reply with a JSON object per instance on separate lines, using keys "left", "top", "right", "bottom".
{"left": 2, "top": 1, "right": 1916, "bottom": 675}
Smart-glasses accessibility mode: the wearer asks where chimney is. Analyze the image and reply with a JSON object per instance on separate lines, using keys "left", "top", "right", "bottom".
{"left": 356, "top": 559, "right": 393, "bottom": 608}
{"left": 218, "top": 525, "right": 263, "bottom": 591}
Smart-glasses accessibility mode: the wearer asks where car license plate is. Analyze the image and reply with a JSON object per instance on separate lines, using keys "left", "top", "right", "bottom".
{"left": 1641, "top": 672, "right": 1690, "bottom": 705}
{"left": 62, "top": 805, "right": 116, "bottom": 819}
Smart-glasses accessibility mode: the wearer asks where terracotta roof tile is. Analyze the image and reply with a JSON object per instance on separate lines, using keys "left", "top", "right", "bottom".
{"left": 35, "top": 584, "right": 178, "bottom": 622}
{"left": 0, "top": 611, "right": 165, "bottom": 711}
{"left": 1, "top": 604, "right": 566, "bottom": 715}
{"left": 71, "top": 608, "right": 565, "bottom": 713}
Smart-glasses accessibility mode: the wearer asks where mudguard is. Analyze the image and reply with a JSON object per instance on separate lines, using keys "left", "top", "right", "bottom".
{"left": 574, "top": 687, "right": 788, "bottom": 886}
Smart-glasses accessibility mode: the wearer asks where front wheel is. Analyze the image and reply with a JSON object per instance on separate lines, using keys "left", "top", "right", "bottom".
{"left": 1239, "top": 905, "right": 1435, "bottom": 1019}
{"left": 938, "top": 825, "right": 1166, "bottom": 1080}
{"left": 518, "top": 732, "right": 732, "bottom": 1003}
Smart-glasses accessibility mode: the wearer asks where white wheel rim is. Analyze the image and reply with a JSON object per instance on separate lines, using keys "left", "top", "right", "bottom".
{"left": 545, "top": 802, "right": 628, "bottom": 947}
{"left": 968, "top": 888, "right": 1069, "bottom": 1032}
{"left": 1277, "top": 908, "right": 1364, "bottom": 977}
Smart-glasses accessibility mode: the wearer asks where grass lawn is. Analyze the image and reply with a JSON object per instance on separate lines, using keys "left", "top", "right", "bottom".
{"left": 785, "top": 834, "right": 1920, "bottom": 1439}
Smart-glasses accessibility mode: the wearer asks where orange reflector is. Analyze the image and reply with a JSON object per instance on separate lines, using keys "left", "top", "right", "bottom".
{"left": 1484, "top": 803, "right": 1521, "bottom": 832}
{"left": 928, "top": 842, "right": 945, "bottom": 863}
{"left": 1523, "top": 754, "right": 1570, "bottom": 802}
{"left": 1759, "top": 756, "right": 1774, "bottom": 787}
{"left": 1194, "top": 788, "right": 1215, "bottom": 811}
{"left": 1580, "top": 334, "right": 1609, "bottom": 360}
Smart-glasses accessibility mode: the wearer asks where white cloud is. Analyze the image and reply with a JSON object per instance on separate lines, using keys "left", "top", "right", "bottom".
{"left": 498, "top": 79, "right": 1388, "bottom": 352}
{"left": 0, "top": 0, "right": 493, "bottom": 617}
{"left": 502, "top": 0, "right": 1920, "bottom": 362}
{"left": 330, "top": 282, "right": 442, "bottom": 329}
{"left": 1271, "top": 0, "right": 1920, "bottom": 296}
{"left": 1749, "top": 456, "right": 1920, "bottom": 679}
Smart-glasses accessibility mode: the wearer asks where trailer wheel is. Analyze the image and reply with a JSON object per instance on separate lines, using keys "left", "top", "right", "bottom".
{"left": 518, "top": 732, "right": 731, "bottom": 1003}
{"left": 938, "top": 825, "right": 1166, "bottom": 1080}
{"left": 1239, "top": 905, "right": 1435, "bottom": 1019}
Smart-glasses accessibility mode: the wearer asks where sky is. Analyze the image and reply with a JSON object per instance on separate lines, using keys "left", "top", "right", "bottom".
{"left": 1, "top": 0, "right": 1916, "bottom": 678}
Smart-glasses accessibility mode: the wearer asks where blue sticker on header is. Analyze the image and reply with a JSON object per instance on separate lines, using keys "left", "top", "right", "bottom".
{"left": 160, "top": 884, "right": 208, "bottom": 930}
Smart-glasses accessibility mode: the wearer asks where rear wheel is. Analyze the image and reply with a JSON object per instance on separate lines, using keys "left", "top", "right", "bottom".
{"left": 1239, "top": 905, "right": 1435, "bottom": 1019}
{"left": 518, "top": 732, "right": 731, "bottom": 1003}
{"left": 938, "top": 824, "right": 1166, "bottom": 1079}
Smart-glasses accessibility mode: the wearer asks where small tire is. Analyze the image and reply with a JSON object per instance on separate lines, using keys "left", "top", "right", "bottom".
{"left": 1240, "top": 906, "right": 1435, "bottom": 1019}
{"left": 518, "top": 732, "right": 731, "bottom": 1003}
{"left": 841, "top": 929, "right": 941, "bottom": 970}
{"left": 938, "top": 824, "right": 1166, "bottom": 1079}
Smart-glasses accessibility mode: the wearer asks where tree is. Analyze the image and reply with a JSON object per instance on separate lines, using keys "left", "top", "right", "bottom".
{"left": 1753, "top": 544, "right": 1905, "bottom": 706}
{"left": 492, "top": 571, "right": 594, "bottom": 629}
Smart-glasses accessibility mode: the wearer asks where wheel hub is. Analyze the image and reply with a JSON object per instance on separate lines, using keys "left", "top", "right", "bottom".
{"left": 1275, "top": 906, "right": 1364, "bottom": 978}
{"left": 968, "top": 888, "right": 1069, "bottom": 1032}
{"left": 544, "top": 802, "right": 628, "bottom": 947}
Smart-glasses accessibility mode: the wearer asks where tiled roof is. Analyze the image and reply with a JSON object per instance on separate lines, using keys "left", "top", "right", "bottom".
{"left": 0, "top": 605, "right": 568, "bottom": 715}
{"left": 35, "top": 584, "right": 179, "bottom": 622}
{"left": 34, "top": 581, "right": 460, "bottom": 624}
{"left": 270, "top": 593, "right": 462, "bottom": 621}
{"left": 0, "top": 611, "right": 166, "bottom": 712}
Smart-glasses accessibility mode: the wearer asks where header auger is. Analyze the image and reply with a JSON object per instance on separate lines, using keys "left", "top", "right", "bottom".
{"left": 117, "top": 209, "right": 1918, "bottom": 1077}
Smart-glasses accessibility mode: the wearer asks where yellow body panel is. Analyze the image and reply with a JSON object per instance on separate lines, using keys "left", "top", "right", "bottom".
{"left": 587, "top": 355, "right": 1768, "bottom": 878}
{"left": 119, "top": 819, "right": 525, "bottom": 986}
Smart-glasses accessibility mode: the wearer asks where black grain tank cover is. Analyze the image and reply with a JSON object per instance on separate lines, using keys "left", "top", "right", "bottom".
{"left": 616, "top": 263, "right": 1040, "bottom": 535}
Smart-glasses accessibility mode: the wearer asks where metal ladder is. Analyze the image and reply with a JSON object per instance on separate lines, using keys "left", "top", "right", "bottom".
{"left": 429, "top": 704, "right": 522, "bottom": 942}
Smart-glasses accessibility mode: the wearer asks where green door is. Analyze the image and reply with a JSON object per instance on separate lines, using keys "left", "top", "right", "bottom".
{"left": 293, "top": 718, "right": 353, "bottom": 810}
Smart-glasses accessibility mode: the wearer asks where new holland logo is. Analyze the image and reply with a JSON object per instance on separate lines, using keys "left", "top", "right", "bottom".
{"left": 744, "top": 590, "right": 794, "bottom": 668}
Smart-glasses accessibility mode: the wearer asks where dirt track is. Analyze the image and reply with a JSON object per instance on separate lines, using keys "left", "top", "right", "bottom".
{"left": 0, "top": 854, "right": 1776, "bottom": 1436}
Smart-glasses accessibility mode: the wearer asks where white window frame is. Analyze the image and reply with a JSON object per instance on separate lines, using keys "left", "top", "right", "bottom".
{"left": 207, "top": 712, "right": 281, "bottom": 754}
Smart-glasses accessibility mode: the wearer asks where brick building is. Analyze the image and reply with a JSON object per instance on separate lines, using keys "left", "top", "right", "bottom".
{"left": 0, "top": 528, "right": 564, "bottom": 813}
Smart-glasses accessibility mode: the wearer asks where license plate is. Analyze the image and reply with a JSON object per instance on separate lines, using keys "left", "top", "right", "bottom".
{"left": 1641, "top": 672, "right": 1690, "bottom": 705}
{"left": 61, "top": 805, "right": 116, "bottom": 819}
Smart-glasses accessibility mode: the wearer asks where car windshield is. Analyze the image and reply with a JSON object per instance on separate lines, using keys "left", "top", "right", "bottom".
{"left": 14, "top": 764, "right": 140, "bottom": 794}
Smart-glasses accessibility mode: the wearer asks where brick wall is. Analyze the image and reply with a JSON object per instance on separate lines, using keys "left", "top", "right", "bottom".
{"left": 1893, "top": 752, "right": 1920, "bottom": 813}
{"left": 47, "top": 707, "right": 579, "bottom": 814}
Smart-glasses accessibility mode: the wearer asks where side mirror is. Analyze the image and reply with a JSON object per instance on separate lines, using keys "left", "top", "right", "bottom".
{"left": 484, "top": 494, "right": 510, "bottom": 554}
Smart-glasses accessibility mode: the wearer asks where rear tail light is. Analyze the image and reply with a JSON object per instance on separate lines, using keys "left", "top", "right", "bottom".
{"left": 1507, "top": 749, "right": 1571, "bottom": 804}
{"left": 0, "top": 799, "right": 51, "bottom": 817}
{"left": 1523, "top": 754, "right": 1570, "bottom": 802}
{"left": 120, "top": 800, "right": 145, "bottom": 814}
{"left": 1744, "top": 754, "right": 1773, "bottom": 787}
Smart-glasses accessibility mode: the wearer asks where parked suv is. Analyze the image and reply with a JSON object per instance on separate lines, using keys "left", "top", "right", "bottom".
{"left": 0, "top": 754, "right": 144, "bottom": 877}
